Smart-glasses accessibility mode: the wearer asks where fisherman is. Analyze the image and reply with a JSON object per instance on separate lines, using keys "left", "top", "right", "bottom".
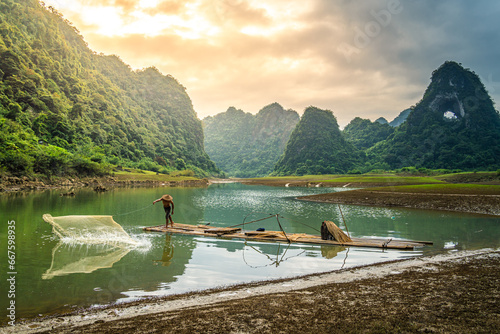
{"left": 153, "top": 194, "right": 175, "bottom": 228}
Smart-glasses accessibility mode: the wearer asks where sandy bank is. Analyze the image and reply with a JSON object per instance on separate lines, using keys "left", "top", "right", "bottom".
{"left": 4, "top": 249, "right": 499, "bottom": 333}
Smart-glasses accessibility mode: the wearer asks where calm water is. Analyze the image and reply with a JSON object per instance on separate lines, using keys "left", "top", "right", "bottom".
{"left": 1, "top": 183, "right": 499, "bottom": 322}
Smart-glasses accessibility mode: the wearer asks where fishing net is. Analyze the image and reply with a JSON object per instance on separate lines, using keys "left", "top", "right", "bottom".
{"left": 42, "top": 214, "right": 137, "bottom": 245}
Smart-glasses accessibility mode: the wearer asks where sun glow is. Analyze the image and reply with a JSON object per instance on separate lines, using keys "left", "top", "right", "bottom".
{"left": 138, "top": 0, "right": 160, "bottom": 9}
{"left": 65, "top": 4, "right": 219, "bottom": 39}
{"left": 80, "top": 6, "right": 124, "bottom": 37}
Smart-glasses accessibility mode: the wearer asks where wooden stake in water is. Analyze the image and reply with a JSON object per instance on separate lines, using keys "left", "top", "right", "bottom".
{"left": 338, "top": 204, "right": 350, "bottom": 238}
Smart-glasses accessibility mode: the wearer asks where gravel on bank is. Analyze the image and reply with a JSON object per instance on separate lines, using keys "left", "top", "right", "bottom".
{"left": 4, "top": 249, "right": 499, "bottom": 333}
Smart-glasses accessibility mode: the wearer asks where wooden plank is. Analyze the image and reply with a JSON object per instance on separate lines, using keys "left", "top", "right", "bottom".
{"left": 204, "top": 227, "right": 241, "bottom": 234}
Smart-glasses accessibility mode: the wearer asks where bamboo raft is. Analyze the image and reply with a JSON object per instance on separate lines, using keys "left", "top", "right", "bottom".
{"left": 143, "top": 223, "right": 432, "bottom": 250}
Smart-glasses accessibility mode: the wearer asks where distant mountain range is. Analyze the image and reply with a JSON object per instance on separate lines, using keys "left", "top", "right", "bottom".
{"left": 203, "top": 103, "right": 299, "bottom": 177}
{"left": 1, "top": 0, "right": 497, "bottom": 178}
{"left": 206, "top": 61, "right": 500, "bottom": 176}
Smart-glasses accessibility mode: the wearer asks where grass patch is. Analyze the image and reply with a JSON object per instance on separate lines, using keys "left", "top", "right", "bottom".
{"left": 319, "top": 176, "right": 444, "bottom": 184}
{"left": 436, "top": 171, "right": 496, "bottom": 177}
{"left": 243, "top": 172, "right": 499, "bottom": 187}
{"left": 247, "top": 175, "right": 341, "bottom": 181}
{"left": 367, "top": 183, "right": 500, "bottom": 195}
{"left": 435, "top": 171, "right": 499, "bottom": 183}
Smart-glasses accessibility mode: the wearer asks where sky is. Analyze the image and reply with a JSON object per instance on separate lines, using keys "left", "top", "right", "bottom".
{"left": 43, "top": 0, "right": 500, "bottom": 126}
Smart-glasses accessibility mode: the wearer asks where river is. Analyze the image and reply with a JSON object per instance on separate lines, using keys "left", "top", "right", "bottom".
{"left": 0, "top": 182, "right": 498, "bottom": 322}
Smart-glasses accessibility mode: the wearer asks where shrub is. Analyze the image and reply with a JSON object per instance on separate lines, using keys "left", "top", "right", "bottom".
{"left": 71, "top": 156, "right": 108, "bottom": 176}
{"left": 0, "top": 151, "right": 33, "bottom": 176}
{"left": 33, "top": 145, "right": 71, "bottom": 176}
{"left": 175, "top": 158, "right": 187, "bottom": 170}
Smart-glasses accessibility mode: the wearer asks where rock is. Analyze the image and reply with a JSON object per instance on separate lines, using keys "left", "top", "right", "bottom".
{"left": 94, "top": 184, "right": 107, "bottom": 192}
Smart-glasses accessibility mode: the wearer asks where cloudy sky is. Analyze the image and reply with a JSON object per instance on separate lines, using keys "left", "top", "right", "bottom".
{"left": 44, "top": 0, "right": 500, "bottom": 126}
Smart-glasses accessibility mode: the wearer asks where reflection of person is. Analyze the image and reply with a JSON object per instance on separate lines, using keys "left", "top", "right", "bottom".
{"left": 153, "top": 234, "right": 174, "bottom": 267}
{"left": 153, "top": 194, "right": 174, "bottom": 228}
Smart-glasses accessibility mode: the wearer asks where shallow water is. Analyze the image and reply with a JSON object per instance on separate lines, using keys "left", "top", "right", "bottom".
{"left": 0, "top": 183, "right": 498, "bottom": 321}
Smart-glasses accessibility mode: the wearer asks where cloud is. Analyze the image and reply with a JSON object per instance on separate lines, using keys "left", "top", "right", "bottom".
{"left": 81, "top": 0, "right": 137, "bottom": 12}
{"left": 152, "top": 0, "right": 190, "bottom": 15}
{"left": 47, "top": 0, "right": 500, "bottom": 126}
{"left": 201, "top": 0, "right": 272, "bottom": 28}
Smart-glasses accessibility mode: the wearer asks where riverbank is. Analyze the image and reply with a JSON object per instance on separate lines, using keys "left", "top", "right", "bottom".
{"left": 0, "top": 173, "right": 210, "bottom": 192}
{"left": 298, "top": 184, "right": 500, "bottom": 216}
{"left": 4, "top": 249, "right": 499, "bottom": 333}
{"left": 242, "top": 172, "right": 500, "bottom": 188}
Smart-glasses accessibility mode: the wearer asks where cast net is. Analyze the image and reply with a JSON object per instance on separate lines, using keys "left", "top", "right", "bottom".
{"left": 42, "top": 214, "right": 137, "bottom": 245}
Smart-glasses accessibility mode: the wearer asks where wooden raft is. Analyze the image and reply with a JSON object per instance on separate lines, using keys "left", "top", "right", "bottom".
{"left": 143, "top": 223, "right": 432, "bottom": 250}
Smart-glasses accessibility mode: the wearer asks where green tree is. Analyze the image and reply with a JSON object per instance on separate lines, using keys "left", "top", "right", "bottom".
{"left": 0, "top": 0, "right": 220, "bottom": 177}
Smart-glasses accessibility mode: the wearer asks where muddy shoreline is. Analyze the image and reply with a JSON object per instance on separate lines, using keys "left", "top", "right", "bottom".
{"left": 297, "top": 188, "right": 500, "bottom": 216}
{"left": 238, "top": 178, "right": 500, "bottom": 216}
{"left": 4, "top": 249, "right": 499, "bottom": 333}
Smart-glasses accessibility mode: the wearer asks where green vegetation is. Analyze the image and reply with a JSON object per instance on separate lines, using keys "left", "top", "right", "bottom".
{"left": 249, "top": 174, "right": 443, "bottom": 185}
{"left": 318, "top": 176, "right": 444, "bottom": 184}
{"left": 273, "top": 107, "right": 364, "bottom": 176}
{"left": 343, "top": 117, "right": 394, "bottom": 150}
{"left": 248, "top": 174, "right": 341, "bottom": 182}
{"left": 247, "top": 170, "right": 500, "bottom": 189}
{"left": 0, "top": 0, "right": 219, "bottom": 179}
{"left": 203, "top": 103, "right": 299, "bottom": 177}
{"left": 388, "top": 108, "right": 411, "bottom": 127}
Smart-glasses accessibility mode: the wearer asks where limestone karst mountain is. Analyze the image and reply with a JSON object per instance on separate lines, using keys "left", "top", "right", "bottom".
{"left": 203, "top": 103, "right": 299, "bottom": 177}
{"left": 369, "top": 61, "right": 500, "bottom": 170}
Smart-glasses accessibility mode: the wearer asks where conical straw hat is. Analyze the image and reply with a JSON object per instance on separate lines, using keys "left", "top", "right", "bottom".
{"left": 161, "top": 194, "right": 173, "bottom": 201}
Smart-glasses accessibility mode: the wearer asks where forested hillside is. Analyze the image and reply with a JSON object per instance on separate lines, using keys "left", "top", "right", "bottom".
{"left": 0, "top": 0, "right": 218, "bottom": 177}
{"left": 343, "top": 117, "right": 394, "bottom": 150}
{"left": 389, "top": 108, "right": 411, "bottom": 127}
{"left": 203, "top": 103, "right": 299, "bottom": 177}
{"left": 368, "top": 61, "right": 500, "bottom": 170}
{"left": 273, "top": 107, "right": 363, "bottom": 175}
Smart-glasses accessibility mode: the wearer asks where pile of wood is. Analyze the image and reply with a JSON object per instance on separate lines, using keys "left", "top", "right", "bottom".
{"left": 321, "top": 221, "right": 352, "bottom": 243}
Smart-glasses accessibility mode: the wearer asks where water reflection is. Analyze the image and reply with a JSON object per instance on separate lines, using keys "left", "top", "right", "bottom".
{"left": 1, "top": 183, "right": 498, "bottom": 322}
{"left": 242, "top": 242, "right": 306, "bottom": 268}
{"left": 153, "top": 234, "right": 174, "bottom": 267}
{"left": 320, "top": 244, "right": 346, "bottom": 259}
{"left": 43, "top": 242, "right": 131, "bottom": 279}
